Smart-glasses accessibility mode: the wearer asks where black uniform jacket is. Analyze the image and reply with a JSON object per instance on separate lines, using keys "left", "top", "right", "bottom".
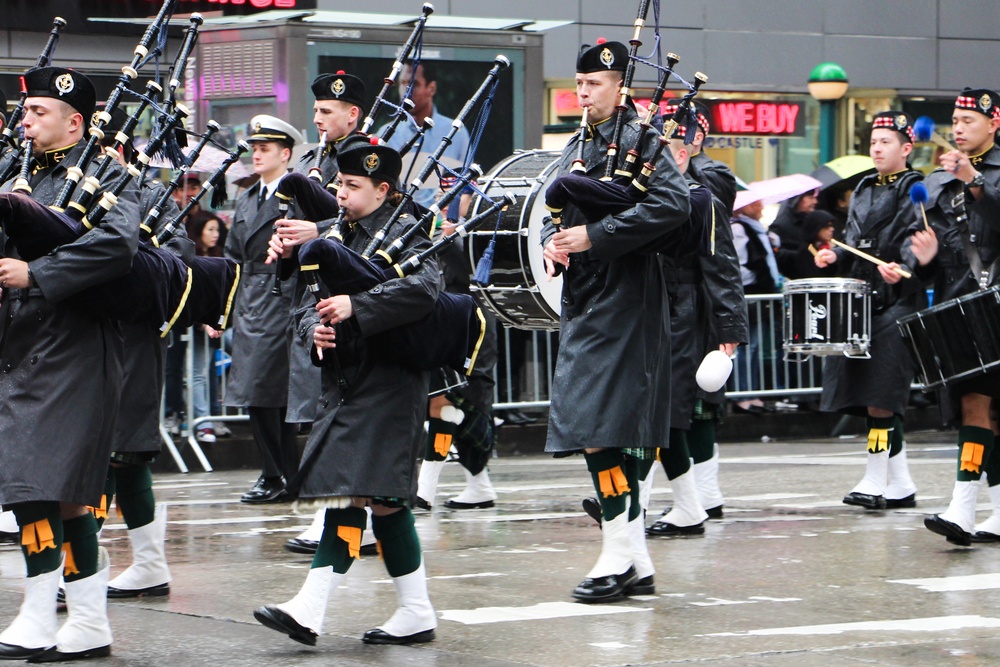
{"left": 542, "top": 109, "right": 691, "bottom": 453}
{"left": 821, "top": 170, "right": 924, "bottom": 416}
{"left": 114, "top": 184, "right": 189, "bottom": 455}
{"left": 903, "top": 145, "right": 1000, "bottom": 400}
{"left": 286, "top": 140, "right": 345, "bottom": 423}
{"left": 689, "top": 150, "right": 738, "bottom": 215}
{"left": 294, "top": 203, "right": 440, "bottom": 500}
{"left": 659, "top": 183, "right": 747, "bottom": 427}
{"left": 225, "top": 178, "right": 302, "bottom": 408}
{"left": 0, "top": 142, "right": 139, "bottom": 506}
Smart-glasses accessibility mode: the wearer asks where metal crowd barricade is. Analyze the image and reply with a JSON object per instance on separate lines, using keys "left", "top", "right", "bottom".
{"left": 166, "top": 293, "right": 843, "bottom": 472}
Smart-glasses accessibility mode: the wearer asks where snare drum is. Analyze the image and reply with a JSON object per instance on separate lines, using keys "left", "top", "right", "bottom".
{"left": 898, "top": 285, "right": 1000, "bottom": 389}
{"left": 783, "top": 278, "right": 871, "bottom": 358}
{"left": 468, "top": 150, "right": 562, "bottom": 330}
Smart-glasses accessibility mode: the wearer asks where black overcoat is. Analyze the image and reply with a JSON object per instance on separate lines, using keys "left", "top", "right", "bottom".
{"left": 660, "top": 184, "right": 747, "bottom": 428}
{"left": 542, "top": 109, "right": 691, "bottom": 453}
{"left": 294, "top": 203, "right": 439, "bottom": 500}
{"left": 113, "top": 185, "right": 189, "bottom": 455}
{"left": 225, "top": 179, "right": 298, "bottom": 408}
{"left": 821, "top": 171, "right": 924, "bottom": 416}
{"left": 0, "top": 142, "right": 139, "bottom": 506}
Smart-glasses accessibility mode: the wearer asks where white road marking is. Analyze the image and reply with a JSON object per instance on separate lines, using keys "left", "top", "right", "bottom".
{"left": 706, "top": 614, "right": 1000, "bottom": 636}
{"left": 170, "top": 516, "right": 296, "bottom": 526}
{"left": 440, "top": 601, "right": 652, "bottom": 625}
{"left": 152, "top": 482, "right": 230, "bottom": 490}
{"left": 439, "top": 512, "right": 586, "bottom": 523}
{"left": 373, "top": 572, "right": 508, "bottom": 584}
{"left": 890, "top": 573, "right": 1000, "bottom": 592}
{"left": 590, "top": 642, "right": 631, "bottom": 649}
{"left": 728, "top": 493, "right": 816, "bottom": 501}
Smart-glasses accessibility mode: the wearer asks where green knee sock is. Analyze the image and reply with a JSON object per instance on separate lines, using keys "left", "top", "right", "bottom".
{"left": 956, "top": 426, "right": 995, "bottom": 482}
{"left": 90, "top": 467, "right": 117, "bottom": 531}
{"left": 687, "top": 418, "right": 717, "bottom": 464}
{"left": 313, "top": 507, "right": 367, "bottom": 573}
{"left": 11, "top": 502, "right": 63, "bottom": 577}
{"left": 425, "top": 418, "right": 455, "bottom": 462}
{"left": 584, "top": 449, "right": 630, "bottom": 521}
{"left": 115, "top": 464, "right": 156, "bottom": 529}
{"left": 889, "top": 415, "right": 905, "bottom": 458}
{"left": 372, "top": 508, "right": 422, "bottom": 577}
{"left": 624, "top": 456, "right": 648, "bottom": 521}
{"left": 865, "top": 416, "right": 895, "bottom": 454}
{"left": 981, "top": 430, "right": 1000, "bottom": 488}
{"left": 62, "top": 514, "right": 100, "bottom": 583}
{"left": 660, "top": 429, "right": 692, "bottom": 480}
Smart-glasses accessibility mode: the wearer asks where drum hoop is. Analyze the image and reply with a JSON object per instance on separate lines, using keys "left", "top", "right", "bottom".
{"left": 783, "top": 277, "right": 870, "bottom": 294}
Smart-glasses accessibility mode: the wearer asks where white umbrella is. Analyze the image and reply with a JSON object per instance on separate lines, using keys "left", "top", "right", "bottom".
{"left": 734, "top": 173, "right": 824, "bottom": 211}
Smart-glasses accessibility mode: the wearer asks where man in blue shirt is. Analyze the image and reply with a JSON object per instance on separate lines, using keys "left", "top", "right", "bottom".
{"left": 380, "top": 62, "right": 470, "bottom": 209}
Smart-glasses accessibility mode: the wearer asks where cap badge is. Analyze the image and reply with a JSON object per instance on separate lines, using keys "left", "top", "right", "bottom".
{"left": 55, "top": 73, "right": 74, "bottom": 96}
{"left": 364, "top": 153, "right": 380, "bottom": 174}
{"left": 895, "top": 114, "right": 907, "bottom": 130}
{"left": 600, "top": 47, "right": 614, "bottom": 69}
{"left": 332, "top": 78, "right": 345, "bottom": 97}
{"left": 254, "top": 122, "right": 262, "bottom": 133}
{"left": 981, "top": 94, "right": 993, "bottom": 112}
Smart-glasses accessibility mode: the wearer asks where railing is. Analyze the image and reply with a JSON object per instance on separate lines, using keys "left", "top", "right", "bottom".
{"left": 164, "top": 293, "right": 851, "bottom": 471}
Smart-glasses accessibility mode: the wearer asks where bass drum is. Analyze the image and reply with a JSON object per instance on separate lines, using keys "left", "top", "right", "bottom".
{"left": 468, "top": 150, "right": 562, "bottom": 331}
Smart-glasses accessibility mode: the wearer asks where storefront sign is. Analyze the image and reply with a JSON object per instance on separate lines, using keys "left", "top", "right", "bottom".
{"left": 708, "top": 101, "right": 804, "bottom": 137}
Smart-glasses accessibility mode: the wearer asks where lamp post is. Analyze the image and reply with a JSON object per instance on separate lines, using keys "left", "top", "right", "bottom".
{"left": 808, "top": 62, "right": 849, "bottom": 165}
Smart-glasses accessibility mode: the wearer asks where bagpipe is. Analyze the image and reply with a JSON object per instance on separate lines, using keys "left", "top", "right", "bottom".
{"left": 0, "top": 16, "right": 67, "bottom": 183}
{"left": 544, "top": 0, "right": 708, "bottom": 227}
{"left": 273, "top": 56, "right": 514, "bottom": 374}
{"left": 359, "top": 2, "right": 435, "bottom": 136}
{"left": 0, "top": 1, "right": 242, "bottom": 336}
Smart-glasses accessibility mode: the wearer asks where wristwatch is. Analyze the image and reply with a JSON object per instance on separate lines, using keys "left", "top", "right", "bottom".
{"left": 969, "top": 172, "right": 985, "bottom": 188}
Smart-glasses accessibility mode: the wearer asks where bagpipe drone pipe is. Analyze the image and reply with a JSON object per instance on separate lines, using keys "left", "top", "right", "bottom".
{"left": 0, "top": 3, "right": 242, "bottom": 335}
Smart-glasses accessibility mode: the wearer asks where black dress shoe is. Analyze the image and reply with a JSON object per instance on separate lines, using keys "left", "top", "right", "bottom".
{"left": 0, "top": 531, "right": 17, "bottom": 544}
{"left": 924, "top": 515, "right": 973, "bottom": 547}
{"left": 107, "top": 582, "right": 170, "bottom": 599}
{"left": 359, "top": 542, "right": 379, "bottom": 557}
{"left": 581, "top": 497, "right": 602, "bottom": 527}
{"left": 971, "top": 530, "right": 1000, "bottom": 543}
{"left": 572, "top": 566, "right": 638, "bottom": 603}
{"left": 843, "top": 492, "right": 887, "bottom": 510}
{"left": 241, "top": 477, "right": 288, "bottom": 504}
{"left": 625, "top": 575, "right": 655, "bottom": 596}
{"left": 413, "top": 496, "right": 432, "bottom": 511}
{"left": 253, "top": 606, "right": 317, "bottom": 646}
{"left": 28, "top": 645, "right": 111, "bottom": 663}
{"left": 0, "top": 642, "right": 50, "bottom": 660}
{"left": 646, "top": 520, "right": 705, "bottom": 537}
{"left": 443, "top": 499, "right": 494, "bottom": 509}
{"left": 501, "top": 410, "right": 536, "bottom": 426}
{"left": 284, "top": 537, "right": 319, "bottom": 555}
{"left": 705, "top": 505, "right": 724, "bottom": 520}
{"left": 885, "top": 494, "right": 917, "bottom": 509}
{"left": 361, "top": 628, "right": 435, "bottom": 645}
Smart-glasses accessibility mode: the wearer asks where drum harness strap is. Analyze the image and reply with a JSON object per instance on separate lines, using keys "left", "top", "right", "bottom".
{"left": 951, "top": 190, "right": 999, "bottom": 290}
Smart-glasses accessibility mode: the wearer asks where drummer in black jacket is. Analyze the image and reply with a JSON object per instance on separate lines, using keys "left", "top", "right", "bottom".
{"left": 814, "top": 112, "right": 923, "bottom": 512}
{"left": 905, "top": 89, "right": 1000, "bottom": 546}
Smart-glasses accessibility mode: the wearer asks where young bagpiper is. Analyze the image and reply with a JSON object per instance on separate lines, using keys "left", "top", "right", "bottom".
{"left": 254, "top": 139, "right": 440, "bottom": 645}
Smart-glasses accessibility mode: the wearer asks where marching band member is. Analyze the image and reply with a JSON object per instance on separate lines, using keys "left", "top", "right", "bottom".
{"left": 0, "top": 66, "right": 140, "bottom": 661}
{"left": 95, "top": 109, "right": 191, "bottom": 599}
{"left": 646, "top": 124, "right": 746, "bottom": 537}
{"left": 280, "top": 72, "right": 372, "bottom": 554}
{"left": 909, "top": 89, "right": 1000, "bottom": 546}
{"left": 225, "top": 115, "right": 304, "bottom": 504}
{"left": 255, "top": 140, "right": 439, "bottom": 646}
{"left": 542, "top": 39, "right": 690, "bottom": 603}
{"left": 814, "top": 112, "right": 923, "bottom": 512}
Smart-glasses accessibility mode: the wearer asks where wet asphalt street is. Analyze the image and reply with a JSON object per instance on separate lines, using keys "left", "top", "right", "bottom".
{"left": 3, "top": 430, "right": 1000, "bottom": 666}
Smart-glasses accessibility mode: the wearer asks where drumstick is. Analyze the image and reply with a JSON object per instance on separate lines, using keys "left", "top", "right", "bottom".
{"left": 807, "top": 244, "right": 818, "bottom": 256}
{"left": 909, "top": 182, "right": 931, "bottom": 231}
{"left": 830, "top": 238, "right": 912, "bottom": 279}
